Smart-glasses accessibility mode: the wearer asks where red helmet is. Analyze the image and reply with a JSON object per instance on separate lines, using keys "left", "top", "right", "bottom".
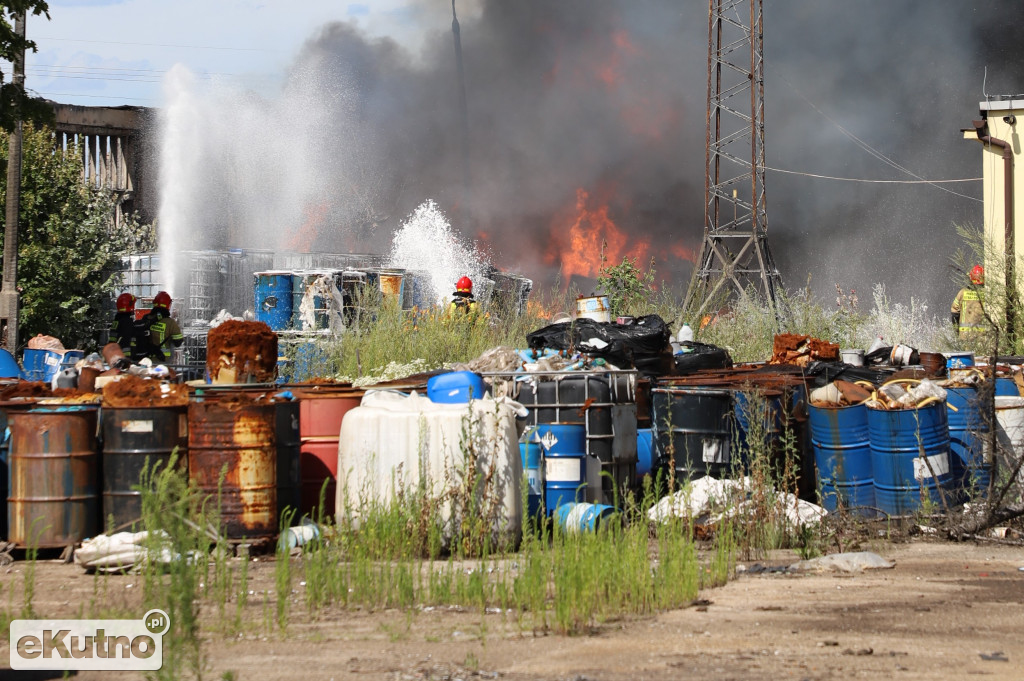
{"left": 970, "top": 265, "right": 984, "bottom": 286}
{"left": 153, "top": 290, "right": 172, "bottom": 309}
{"left": 456, "top": 276, "right": 473, "bottom": 293}
{"left": 116, "top": 292, "right": 136, "bottom": 313}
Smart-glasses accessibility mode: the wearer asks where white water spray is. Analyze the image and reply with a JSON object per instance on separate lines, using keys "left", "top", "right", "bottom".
{"left": 387, "top": 200, "right": 487, "bottom": 306}
{"left": 156, "top": 58, "right": 389, "bottom": 298}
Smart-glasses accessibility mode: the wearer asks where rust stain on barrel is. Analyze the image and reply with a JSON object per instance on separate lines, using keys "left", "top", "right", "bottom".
{"left": 7, "top": 409, "right": 99, "bottom": 548}
{"left": 188, "top": 399, "right": 276, "bottom": 540}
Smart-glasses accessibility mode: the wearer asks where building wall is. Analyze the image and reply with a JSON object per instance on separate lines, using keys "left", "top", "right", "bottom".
{"left": 51, "top": 103, "right": 157, "bottom": 226}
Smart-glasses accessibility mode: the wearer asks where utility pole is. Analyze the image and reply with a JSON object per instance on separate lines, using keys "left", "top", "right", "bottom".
{"left": 684, "top": 0, "right": 782, "bottom": 318}
{"left": 451, "top": 0, "right": 470, "bottom": 192}
{"left": 1, "top": 11, "right": 26, "bottom": 352}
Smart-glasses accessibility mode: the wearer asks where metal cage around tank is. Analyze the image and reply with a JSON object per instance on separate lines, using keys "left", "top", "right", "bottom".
{"left": 481, "top": 369, "right": 638, "bottom": 506}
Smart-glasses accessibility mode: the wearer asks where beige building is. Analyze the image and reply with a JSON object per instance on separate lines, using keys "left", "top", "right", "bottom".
{"left": 963, "top": 97, "right": 1023, "bottom": 286}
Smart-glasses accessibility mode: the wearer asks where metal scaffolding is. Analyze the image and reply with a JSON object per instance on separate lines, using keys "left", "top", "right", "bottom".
{"left": 684, "top": 0, "right": 782, "bottom": 316}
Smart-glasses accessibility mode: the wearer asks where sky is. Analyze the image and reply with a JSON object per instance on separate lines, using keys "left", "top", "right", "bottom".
{"left": 22, "top": 0, "right": 435, "bottom": 106}
{"left": 5, "top": 0, "right": 1024, "bottom": 314}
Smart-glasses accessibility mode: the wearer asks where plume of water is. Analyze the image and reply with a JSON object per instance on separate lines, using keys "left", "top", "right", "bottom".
{"left": 387, "top": 200, "right": 487, "bottom": 306}
{"left": 156, "top": 65, "right": 202, "bottom": 298}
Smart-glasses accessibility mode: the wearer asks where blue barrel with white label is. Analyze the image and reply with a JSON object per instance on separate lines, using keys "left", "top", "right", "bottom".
{"left": 537, "top": 423, "right": 586, "bottom": 516}
{"left": 519, "top": 436, "right": 544, "bottom": 519}
{"left": 254, "top": 271, "right": 294, "bottom": 330}
{"left": 868, "top": 401, "right": 952, "bottom": 516}
{"left": 808, "top": 403, "right": 875, "bottom": 517}
{"left": 21, "top": 348, "right": 63, "bottom": 382}
{"left": 946, "top": 386, "right": 990, "bottom": 498}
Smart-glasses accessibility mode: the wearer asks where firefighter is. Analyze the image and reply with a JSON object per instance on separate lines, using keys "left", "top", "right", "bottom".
{"left": 448, "top": 276, "right": 480, "bottom": 316}
{"left": 111, "top": 292, "right": 142, "bottom": 355}
{"left": 138, "top": 290, "right": 184, "bottom": 363}
{"left": 951, "top": 264, "right": 986, "bottom": 338}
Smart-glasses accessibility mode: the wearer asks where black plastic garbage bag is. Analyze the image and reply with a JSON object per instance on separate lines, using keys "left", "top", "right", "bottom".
{"left": 673, "top": 342, "right": 733, "bottom": 374}
{"left": 802, "top": 360, "right": 891, "bottom": 387}
{"left": 527, "top": 314, "right": 672, "bottom": 370}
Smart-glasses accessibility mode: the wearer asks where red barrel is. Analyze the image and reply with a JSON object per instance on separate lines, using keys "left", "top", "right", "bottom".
{"left": 296, "top": 388, "right": 363, "bottom": 519}
{"left": 188, "top": 397, "right": 277, "bottom": 540}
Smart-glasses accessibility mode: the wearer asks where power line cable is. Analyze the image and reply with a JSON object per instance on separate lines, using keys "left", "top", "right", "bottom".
{"left": 773, "top": 70, "right": 980, "bottom": 202}
{"left": 35, "top": 36, "right": 279, "bottom": 52}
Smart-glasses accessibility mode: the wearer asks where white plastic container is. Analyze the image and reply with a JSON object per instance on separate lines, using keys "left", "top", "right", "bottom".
{"left": 995, "top": 396, "right": 1024, "bottom": 490}
{"left": 575, "top": 295, "right": 611, "bottom": 323}
{"left": 840, "top": 349, "right": 865, "bottom": 366}
{"left": 336, "top": 391, "right": 523, "bottom": 545}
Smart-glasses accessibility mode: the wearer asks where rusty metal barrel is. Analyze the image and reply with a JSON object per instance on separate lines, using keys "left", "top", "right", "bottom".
{"left": 7, "top": 406, "right": 99, "bottom": 548}
{"left": 275, "top": 400, "right": 301, "bottom": 523}
{"left": 188, "top": 397, "right": 277, "bottom": 541}
{"left": 101, "top": 406, "right": 188, "bottom": 529}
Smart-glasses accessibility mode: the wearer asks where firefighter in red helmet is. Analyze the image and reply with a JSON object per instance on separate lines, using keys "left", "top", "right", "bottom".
{"left": 137, "top": 290, "right": 184, "bottom": 363}
{"left": 951, "top": 264, "right": 986, "bottom": 338}
{"left": 111, "top": 292, "right": 143, "bottom": 355}
{"left": 448, "top": 276, "right": 480, "bottom": 316}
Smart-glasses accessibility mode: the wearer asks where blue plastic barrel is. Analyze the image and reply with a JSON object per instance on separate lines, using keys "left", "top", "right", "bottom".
{"left": 995, "top": 377, "right": 1019, "bottom": 397}
{"left": 867, "top": 402, "right": 953, "bottom": 516}
{"left": 278, "top": 339, "right": 330, "bottom": 383}
{"left": 0, "top": 348, "right": 20, "bottom": 378}
{"left": 20, "top": 348, "right": 63, "bottom": 382}
{"left": 519, "top": 437, "right": 544, "bottom": 519}
{"left": 733, "top": 389, "right": 783, "bottom": 466}
{"left": 945, "top": 352, "right": 974, "bottom": 369}
{"left": 636, "top": 428, "right": 655, "bottom": 478}
{"left": 60, "top": 350, "right": 84, "bottom": 370}
{"left": 808, "top": 403, "right": 875, "bottom": 517}
{"left": 554, "top": 502, "right": 615, "bottom": 533}
{"left": 427, "top": 371, "right": 485, "bottom": 403}
{"left": 255, "top": 272, "right": 294, "bottom": 330}
{"left": 538, "top": 423, "right": 587, "bottom": 516}
{"left": 946, "top": 386, "right": 990, "bottom": 498}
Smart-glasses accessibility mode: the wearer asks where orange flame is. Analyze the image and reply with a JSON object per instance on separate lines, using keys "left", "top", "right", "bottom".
{"left": 545, "top": 188, "right": 651, "bottom": 287}
{"left": 671, "top": 242, "right": 697, "bottom": 263}
{"left": 286, "top": 203, "right": 328, "bottom": 252}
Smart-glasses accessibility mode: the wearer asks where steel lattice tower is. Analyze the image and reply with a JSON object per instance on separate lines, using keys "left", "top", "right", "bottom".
{"left": 684, "top": 0, "right": 782, "bottom": 316}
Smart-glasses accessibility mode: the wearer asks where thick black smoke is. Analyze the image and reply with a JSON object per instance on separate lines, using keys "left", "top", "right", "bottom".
{"left": 284, "top": 0, "right": 1021, "bottom": 310}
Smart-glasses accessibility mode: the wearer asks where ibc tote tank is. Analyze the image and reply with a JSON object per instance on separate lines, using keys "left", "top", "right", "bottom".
{"left": 336, "top": 391, "right": 522, "bottom": 546}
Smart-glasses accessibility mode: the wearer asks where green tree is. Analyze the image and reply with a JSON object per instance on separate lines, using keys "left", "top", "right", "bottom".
{"left": 598, "top": 254, "right": 657, "bottom": 317}
{"left": 0, "top": 122, "right": 146, "bottom": 349}
{"left": 1, "top": 2, "right": 55, "bottom": 131}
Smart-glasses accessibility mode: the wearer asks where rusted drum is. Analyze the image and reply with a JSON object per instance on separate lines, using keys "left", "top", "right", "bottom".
{"left": 298, "top": 390, "right": 362, "bottom": 518}
{"left": 275, "top": 400, "right": 301, "bottom": 522}
{"left": 101, "top": 406, "right": 188, "bottom": 530}
{"left": 7, "top": 406, "right": 99, "bottom": 548}
{"left": 188, "top": 398, "right": 277, "bottom": 540}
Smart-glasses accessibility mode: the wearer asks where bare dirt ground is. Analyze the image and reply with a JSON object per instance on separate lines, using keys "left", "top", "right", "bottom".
{"left": 2, "top": 539, "right": 1022, "bottom": 681}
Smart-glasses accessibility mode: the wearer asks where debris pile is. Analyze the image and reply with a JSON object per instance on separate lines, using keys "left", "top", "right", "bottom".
{"left": 770, "top": 333, "right": 840, "bottom": 366}
{"left": 207, "top": 320, "right": 278, "bottom": 383}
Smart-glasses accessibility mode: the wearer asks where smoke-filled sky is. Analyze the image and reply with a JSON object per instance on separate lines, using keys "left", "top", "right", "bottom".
{"left": 27, "top": 1, "right": 1024, "bottom": 311}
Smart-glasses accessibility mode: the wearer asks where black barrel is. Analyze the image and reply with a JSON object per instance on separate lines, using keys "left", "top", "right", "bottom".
{"left": 101, "top": 406, "right": 188, "bottom": 530}
{"left": 651, "top": 387, "right": 735, "bottom": 480}
{"left": 275, "top": 400, "right": 301, "bottom": 523}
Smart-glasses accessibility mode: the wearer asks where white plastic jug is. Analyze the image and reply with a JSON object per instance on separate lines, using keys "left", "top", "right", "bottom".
{"left": 677, "top": 323, "right": 694, "bottom": 343}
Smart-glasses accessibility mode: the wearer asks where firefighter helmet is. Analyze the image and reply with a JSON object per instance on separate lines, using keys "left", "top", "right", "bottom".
{"left": 970, "top": 265, "right": 984, "bottom": 286}
{"left": 116, "top": 292, "right": 136, "bottom": 313}
{"left": 153, "top": 290, "right": 172, "bottom": 309}
{"left": 456, "top": 276, "right": 473, "bottom": 293}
